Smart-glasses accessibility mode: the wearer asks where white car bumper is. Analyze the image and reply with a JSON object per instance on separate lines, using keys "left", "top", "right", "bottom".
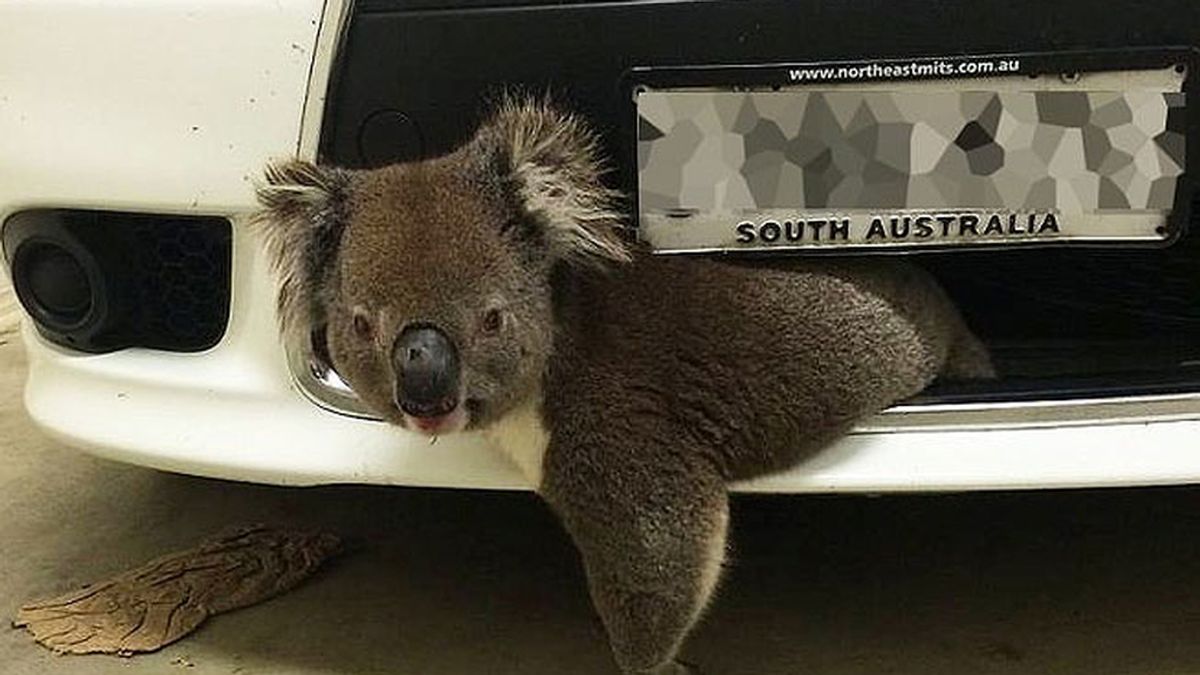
{"left": 4, "top": 0, "right": 1200, "bottom": 492}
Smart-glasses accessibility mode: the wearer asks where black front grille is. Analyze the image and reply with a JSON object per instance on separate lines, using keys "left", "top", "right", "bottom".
{"left": 2, "top": 209, "right": 232, "bottom": 353}
{"left": 928, "top": 201, "right": 1200, "bottom": 340}
{"left": 322, "top": 0, "right": 1200, "bottom": 397}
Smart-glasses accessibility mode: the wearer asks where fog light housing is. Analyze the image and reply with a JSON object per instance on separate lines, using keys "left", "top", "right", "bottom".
{"left": 2, "top": 209, "right": 231, "bottom": 353}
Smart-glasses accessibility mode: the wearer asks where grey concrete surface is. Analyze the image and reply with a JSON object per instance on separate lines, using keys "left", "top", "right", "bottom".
{"left": 2, "top": 311, "right": 1200, "bottom": 673}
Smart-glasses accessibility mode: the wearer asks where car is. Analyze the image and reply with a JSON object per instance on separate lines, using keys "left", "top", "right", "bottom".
{"left": 1, "top": 0, "right": 1197, "bottom": 493}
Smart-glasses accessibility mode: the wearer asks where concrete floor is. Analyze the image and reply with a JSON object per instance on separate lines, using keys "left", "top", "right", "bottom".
{"left": 2, "top": 309, "right": 1200, "bottom": 674}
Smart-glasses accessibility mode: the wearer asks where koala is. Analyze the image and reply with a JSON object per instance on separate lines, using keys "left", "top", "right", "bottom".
{"left": 256, "top": 97, "right": 994, "bottom": 675}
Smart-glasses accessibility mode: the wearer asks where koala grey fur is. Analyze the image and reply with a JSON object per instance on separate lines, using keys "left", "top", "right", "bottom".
{"left": 257, "top": 97, "right": 994, "bottom": 675}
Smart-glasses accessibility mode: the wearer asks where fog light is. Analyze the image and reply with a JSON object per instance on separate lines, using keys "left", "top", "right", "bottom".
{"left": 12, "top": 241, "right": 96, "bottom": 331}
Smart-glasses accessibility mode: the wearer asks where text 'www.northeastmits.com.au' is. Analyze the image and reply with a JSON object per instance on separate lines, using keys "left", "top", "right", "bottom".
{"left": 788, "top": 57, "right": 1022, "bottom": 83}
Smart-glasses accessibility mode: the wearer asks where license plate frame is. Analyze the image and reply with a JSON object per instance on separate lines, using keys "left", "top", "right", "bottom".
{"left": 632, "top": 48, "right": 1196, "bottom": 255}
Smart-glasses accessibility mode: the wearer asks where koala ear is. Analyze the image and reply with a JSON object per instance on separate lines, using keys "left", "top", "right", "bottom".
{"left": 473, "top": 96, "right": 631, "bottom": 267}
{"left": 254, "top": 159, "right": 351, "bottom": 338}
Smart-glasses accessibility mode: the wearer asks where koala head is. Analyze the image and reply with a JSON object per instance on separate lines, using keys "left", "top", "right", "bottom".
{"left": 256, "top": 98, "right": 629, "bottom": 436}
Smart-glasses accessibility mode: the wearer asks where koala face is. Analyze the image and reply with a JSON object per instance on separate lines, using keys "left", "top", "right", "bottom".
{"left": 256, "top": 98, "right": 629, "bottom": 436}
{"left": 322, "top": 158, "right": 556, "bottom": 434}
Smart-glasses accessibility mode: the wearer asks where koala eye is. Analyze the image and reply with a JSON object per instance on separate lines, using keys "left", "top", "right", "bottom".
{"left": 352, "top": 309, "right": 374, "bottom": 341}
{"left": 481, "top": 307, "right": 504, "bottom": 335}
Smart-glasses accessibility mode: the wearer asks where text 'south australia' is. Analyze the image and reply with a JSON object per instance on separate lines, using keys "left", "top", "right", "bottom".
{"left": 734, "top": 212, "right": 1062, "bottom": 245}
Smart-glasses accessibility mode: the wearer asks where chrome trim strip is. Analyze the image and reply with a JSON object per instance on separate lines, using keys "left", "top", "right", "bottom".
{"left": 864, "top": 392, "right": 1200, "bottom": 431}
{"left": 285, "top": 0, "right": 373, "bottom": 420}
{"left": 287, "top": 338, "right": 378, "bottom": 420}
{"left": 297, "top": 0, "right": 354, "bottom": 160}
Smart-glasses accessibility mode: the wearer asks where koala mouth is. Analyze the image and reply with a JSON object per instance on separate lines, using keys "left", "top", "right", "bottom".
{"left": 402, "top": 402, "right": 469, "bottom": 437}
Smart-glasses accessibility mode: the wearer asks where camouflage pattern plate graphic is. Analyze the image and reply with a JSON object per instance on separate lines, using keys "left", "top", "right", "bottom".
{"left": 636, "top": 66, "right": 1187, "bottom": 252}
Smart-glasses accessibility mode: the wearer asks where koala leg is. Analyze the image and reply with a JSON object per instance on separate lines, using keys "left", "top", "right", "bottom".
{"left": 541, "top": 439, "right": 728, "bottom": 675}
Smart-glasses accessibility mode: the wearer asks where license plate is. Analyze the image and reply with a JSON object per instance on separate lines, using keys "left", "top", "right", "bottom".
{"left": 634, "top": 50, "right": 1193, "bottom": 254}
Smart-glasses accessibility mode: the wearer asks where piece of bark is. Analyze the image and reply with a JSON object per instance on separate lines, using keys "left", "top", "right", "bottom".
{"left": 13, "top": 524, "right": 341, "bottom": 656}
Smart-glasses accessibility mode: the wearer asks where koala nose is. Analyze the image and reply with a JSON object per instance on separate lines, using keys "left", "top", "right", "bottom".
{"left": 392, "top": 325, "right": 461, "bottom": 417}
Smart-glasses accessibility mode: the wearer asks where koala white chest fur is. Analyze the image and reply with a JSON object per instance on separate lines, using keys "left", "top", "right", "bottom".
{"left": 257, "top": 97, "right": 993, "bottom": 675}
{"left": 481, "top": 392, "right": 549, "bottom": 487}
